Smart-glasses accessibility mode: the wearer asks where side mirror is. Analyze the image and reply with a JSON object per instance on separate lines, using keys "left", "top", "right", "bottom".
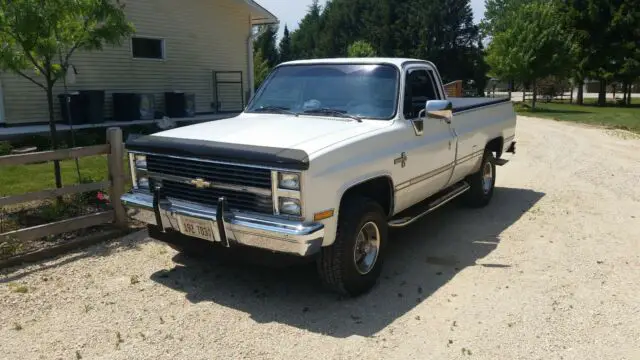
{"left": 424, "top": 100, "right": 453, "bottom": 124}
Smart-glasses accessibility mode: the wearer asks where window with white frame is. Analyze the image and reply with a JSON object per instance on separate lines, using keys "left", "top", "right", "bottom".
{"left": 131, "top": 37, "right": 165, "bottom": 60}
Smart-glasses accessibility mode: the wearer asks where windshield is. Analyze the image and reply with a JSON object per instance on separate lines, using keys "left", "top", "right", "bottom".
{"left": 246, "top": 64, "right": 400, "bottom": 120}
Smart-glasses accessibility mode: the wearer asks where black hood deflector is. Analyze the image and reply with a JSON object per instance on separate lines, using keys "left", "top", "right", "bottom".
{"left": 126, "top": 135, "right": 310, "bottom": 170}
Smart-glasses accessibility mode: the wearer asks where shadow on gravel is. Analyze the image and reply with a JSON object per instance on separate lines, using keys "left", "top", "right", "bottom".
{"left": 150, "top": 187, "right": 544, "bottom": 338}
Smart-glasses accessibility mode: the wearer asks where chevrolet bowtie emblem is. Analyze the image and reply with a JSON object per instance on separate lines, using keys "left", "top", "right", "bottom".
{"left": 190, "top": 178, "right": 211, "bottom": 189}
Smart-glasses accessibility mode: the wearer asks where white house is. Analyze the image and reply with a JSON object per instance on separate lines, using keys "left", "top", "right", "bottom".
{"left": 0, "top": 0, "right": 278, "bottom": 131}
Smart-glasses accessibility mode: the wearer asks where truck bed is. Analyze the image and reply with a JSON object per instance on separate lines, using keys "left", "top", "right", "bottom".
{"left": 449, "top": 97, "right": 511, "bottom": 113}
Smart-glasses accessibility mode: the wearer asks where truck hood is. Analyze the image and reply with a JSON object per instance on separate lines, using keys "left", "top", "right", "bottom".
{"left": 150, "top": 113, "right": 389, "bottom": 156}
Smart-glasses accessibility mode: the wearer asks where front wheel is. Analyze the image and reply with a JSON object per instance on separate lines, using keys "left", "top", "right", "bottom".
{"left": 316, "top": 196, "right": 388, "bottom": 297}
{"left": 464, "top": 148, "right": 496, "bottom": 208}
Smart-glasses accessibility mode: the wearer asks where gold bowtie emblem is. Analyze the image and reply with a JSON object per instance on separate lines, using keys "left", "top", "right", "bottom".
{"left": 190, "top": 178, "right": 211, "bottom": 189}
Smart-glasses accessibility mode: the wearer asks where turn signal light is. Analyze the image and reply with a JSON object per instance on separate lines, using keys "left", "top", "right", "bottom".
{"left": 313, "top": 209, "right": 335, "bottom": 221}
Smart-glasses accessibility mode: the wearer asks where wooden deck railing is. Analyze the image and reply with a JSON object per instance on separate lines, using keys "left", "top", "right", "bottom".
{"left": 0, "top": 128, "right": 127, "bottom": 242}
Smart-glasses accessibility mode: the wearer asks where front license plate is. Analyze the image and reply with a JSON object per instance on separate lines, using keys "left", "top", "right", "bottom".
{"left": 178, "top": 217, "right": 216, "bottom": 242}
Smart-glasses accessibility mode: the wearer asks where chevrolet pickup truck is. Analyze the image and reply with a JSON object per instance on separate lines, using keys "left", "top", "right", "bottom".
{"left": 122, "top": 58, "right": 517, "bottom": 296}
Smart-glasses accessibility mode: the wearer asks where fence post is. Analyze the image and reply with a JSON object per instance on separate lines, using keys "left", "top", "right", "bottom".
{"left": 107, "top": 127, "right": 127, "bottom": 228}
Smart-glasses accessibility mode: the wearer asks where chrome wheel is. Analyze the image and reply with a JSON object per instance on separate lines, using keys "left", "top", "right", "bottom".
{"left": 353, "top": 221, "right": 380, "bottom": 275}
{"left": 482, "top": 161, "right": 494, "bottom": 194}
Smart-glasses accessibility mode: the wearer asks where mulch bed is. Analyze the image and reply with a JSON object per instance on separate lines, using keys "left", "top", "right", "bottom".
{"left": 0, "top": 193, "right": 144, "bottom": 262}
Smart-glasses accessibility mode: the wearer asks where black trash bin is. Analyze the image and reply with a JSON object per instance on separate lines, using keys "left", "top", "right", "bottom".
{"left": 165, "top": 92, "right": 196, "bottom": 118}
{"left": 58, "top": 92, "right": 86, "bottom": 125}
{"left": 113, "top": 93, "right": 156, "bottom": 121}
{"left": 79, "top": 90, "right": 105, "bottom": 124}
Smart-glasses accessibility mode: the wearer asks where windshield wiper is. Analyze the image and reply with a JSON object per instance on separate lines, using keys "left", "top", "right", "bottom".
{"left": 252, "top": 106, "right": 298, "bottom": 116}
{"left": 303, "top": 108, "right": 362, "bottom": 122}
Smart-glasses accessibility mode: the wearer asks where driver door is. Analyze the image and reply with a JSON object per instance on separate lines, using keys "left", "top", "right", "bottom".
{"left": 394, "top": 66, "right": 456, "bottom": 212}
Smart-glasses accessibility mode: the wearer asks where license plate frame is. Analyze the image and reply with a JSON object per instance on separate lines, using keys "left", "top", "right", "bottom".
{"left": 177, "top": 216, "right": 217, "bottom": 242}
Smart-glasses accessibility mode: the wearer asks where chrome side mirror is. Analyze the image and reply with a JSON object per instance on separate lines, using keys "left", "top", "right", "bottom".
{"left": 425, "top": 100, "right": 453, "bottom": 124}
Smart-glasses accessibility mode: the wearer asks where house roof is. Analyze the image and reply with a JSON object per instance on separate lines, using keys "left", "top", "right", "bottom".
{"left": 243, "top": 0, "right": 279, "bottom": 25}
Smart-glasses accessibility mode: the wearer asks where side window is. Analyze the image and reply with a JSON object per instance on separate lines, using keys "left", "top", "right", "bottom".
{"left": 403, "top": 69, "right": 440, "bottom": 118}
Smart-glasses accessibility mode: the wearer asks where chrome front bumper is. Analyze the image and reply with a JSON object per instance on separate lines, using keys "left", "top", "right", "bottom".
{"left": 121, "top": 192, "right": 324, "bottom": 256}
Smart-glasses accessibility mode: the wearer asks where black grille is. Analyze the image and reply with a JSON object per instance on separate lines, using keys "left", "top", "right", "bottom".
{"left": 147, "top": 155, "right": 273, "bottom": 214}
{"left": 147, "top": 155, "right": 272, "bottom": 189}
{"left": 162, "top": 180, "right": 273, "bottom": 213}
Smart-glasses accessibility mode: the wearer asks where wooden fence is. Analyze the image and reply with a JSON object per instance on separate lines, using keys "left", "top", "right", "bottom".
{"left": 444, "top": 80, "right": 463, "bottom": 97}
{"left": 0, "top": 128, "right": 126, "bottom": 243}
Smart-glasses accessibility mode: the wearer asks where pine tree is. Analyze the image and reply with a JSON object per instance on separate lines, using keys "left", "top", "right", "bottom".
{"left": 279, "top": 25, "right": 292, "bottom": 63}
{"left": 254, "top": 25, "right": 279, "bottom": 68}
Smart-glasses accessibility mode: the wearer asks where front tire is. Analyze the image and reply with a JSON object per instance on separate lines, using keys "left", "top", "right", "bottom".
{"left": 317, "top": 196, "right": 388, "bottom": 297}
{"left": 464, "top": 148, "right": 496, "bottom": 208}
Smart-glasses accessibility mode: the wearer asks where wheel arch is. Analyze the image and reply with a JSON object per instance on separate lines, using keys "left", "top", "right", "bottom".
{"left": 338, "top": 175, "right": 395, "bottom": 218}
{"left": 486, "top": 136, "right": 504, "bottom": 159}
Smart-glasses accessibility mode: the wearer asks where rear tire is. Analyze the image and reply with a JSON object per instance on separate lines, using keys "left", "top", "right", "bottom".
{"left": 464, "top": 148, "right": 496, "bottom": 208}
{"left": 317, "top": 196, "right": 388, "bottom": 297}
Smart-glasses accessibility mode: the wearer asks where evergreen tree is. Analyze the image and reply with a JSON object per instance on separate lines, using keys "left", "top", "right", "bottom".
{"left": 563, "top": 0, "right": 640, "bottom": 106}
{"left": 278, "top": 25, "right": 292, "bottom": 63}
{"left": 254, "top": 25, "right": 279, "bottom": 68}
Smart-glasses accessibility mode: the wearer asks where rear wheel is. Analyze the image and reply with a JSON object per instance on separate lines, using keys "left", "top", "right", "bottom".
{"left": 317, "top": 196, "right": 388, "bottom": 296}
{"left": 464, "top": 148, "right": 496, "bottom": 208}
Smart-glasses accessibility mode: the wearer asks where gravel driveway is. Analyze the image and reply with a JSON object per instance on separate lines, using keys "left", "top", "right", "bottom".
{"left": 1, "top": 116, "right": 639, "bottom": 360}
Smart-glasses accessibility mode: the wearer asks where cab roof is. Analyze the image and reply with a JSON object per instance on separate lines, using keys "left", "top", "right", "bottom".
{"left": 279, "top": 57, "right": 435, "bottom": 69}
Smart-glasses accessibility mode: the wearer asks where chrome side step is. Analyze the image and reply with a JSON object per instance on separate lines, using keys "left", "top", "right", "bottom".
{"left": 388, "top": 182, "right": 470, "bottom": 228}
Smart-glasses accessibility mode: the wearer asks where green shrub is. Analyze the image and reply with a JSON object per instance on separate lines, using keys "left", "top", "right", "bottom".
{"left": 0, "top": 141, "right": 12, "bottom": 156}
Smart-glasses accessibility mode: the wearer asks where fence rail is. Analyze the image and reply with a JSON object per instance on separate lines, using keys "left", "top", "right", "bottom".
{"left": 0, "top": 128, "right": 127, "bottom": 243}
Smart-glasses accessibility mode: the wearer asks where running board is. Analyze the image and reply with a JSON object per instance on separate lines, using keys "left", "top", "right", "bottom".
{"left": 494, "top": 158, "right": 509, "bottom": 166}
{"left": 388, "top": 182, "right": 470, "bottom": 228}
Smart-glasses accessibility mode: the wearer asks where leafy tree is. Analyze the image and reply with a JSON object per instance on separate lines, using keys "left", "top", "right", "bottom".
{"left": 563, "top": 0, "right": 640, "bottom": 106}
{"left": 278, "top": 25, "right": 293, "bottom": 63}
{"left": 254, "top": 24, "right": 279, "bottom": 68}
{"left": 481, "top": 0, "right": 530, "bottom": 37}
{"left": 485, "top": 1, "right": 573, "bottom": 109}
{"left": 253, "top": 49, "right": 270, "bottom": 91}
{"left": 291, "top": 0, "right": 323, "bottom": 59}
{"left": 0, "top": 0, "right": 134, "bottom": 188}
{"left": 288, "top": 0, "right": 488, "bottom": 94}
{"left": 347, "top": 41, "right": 376, "bottom": 57}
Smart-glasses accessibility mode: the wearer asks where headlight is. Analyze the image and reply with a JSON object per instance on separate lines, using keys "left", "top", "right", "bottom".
{"left": 279, "top": 197, "right": 301, "bottom": 216}
{"left": 278, "top": 172, "right": 300, "bottom": 190}
{"left": 134, "top": 154, "right": 147, "bottom": 169}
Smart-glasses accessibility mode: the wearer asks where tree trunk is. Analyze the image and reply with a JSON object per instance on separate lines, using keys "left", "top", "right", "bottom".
{"left": 570, "top": 86, "right": 574, "bottom": 104}
{"left": 508, "top": 79, "right": 513, "bottom": 99}
{"left": 597, "top": 79, "right": 606, "bottom": 106}
{"left": 522, "top": 88, "right": 526, "bottom": 103}
{"left": 532, "top": 79, "right": 538, "bottom": 110}
{"left": 577, "top": 80, "right": 584, "bottom": 105}
{"left": 612, "top": 84, "right": 616, "bottom": 101}
{"left": 629, "top": 83, "right": 633, "bottom": 105}
{"left": 46, "top": 81, "right": 63, "bottom": 189}
{"left": 622, "top": 82, "right": 628, "bottom": 105}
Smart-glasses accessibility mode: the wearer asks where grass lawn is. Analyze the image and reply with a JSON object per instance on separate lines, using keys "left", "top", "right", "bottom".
{"left": 514, "top": 101, "right": 640, "bottom": 133}
{"left": 0, "top": 155, "right": 130, "bottom": 197}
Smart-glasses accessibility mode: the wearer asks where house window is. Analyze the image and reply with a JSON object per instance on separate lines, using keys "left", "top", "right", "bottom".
{"left": 132, "top": 37, "right": 164, "bottom": 59}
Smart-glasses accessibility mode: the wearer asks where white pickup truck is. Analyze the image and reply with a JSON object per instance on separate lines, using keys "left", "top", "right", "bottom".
{"left": 122, "top": 58, "right": 517, "bottom": 296}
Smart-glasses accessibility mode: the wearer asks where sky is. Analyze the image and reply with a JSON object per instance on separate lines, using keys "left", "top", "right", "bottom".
{"left": 257, "top": 0, "right": 487, "bottom": 40}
